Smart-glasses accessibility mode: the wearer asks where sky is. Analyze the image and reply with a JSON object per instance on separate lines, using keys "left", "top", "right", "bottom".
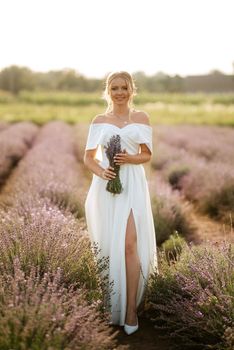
{"left": 0, "top": 0, "right": 233, "bottom": 78}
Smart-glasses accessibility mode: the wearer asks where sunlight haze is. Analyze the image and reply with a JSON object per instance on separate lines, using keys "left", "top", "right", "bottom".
{"left": 0, "top": 0, "right": 233, "bottom": 78}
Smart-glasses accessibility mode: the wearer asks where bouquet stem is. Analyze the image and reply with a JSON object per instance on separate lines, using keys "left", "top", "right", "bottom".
{"left": 106, "top": 162, "right": 123, "bottom": 195}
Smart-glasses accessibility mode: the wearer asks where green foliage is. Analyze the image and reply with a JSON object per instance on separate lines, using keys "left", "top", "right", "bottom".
{"left": 133, "top": 71, "right": 185, "bottom": 93}
{"left": 0, "top": 90, "right": 14, "bottom": 103}
{"left": 0, "top": 65, "right": 35, "bottom": 95}
{"left": 161, "top": 232, "right": 187, "bottom": 262}
{"left": 0, "top": 64, "right": 234, "bottom": 94}
{"left": 1, "top": 94, "right": 234, "bottom": 125}
{"left": 18, "top": 91, "right": 106, "bottom": 106}
{"left": 2, "top": 90, "right": 234, "bottom": 106}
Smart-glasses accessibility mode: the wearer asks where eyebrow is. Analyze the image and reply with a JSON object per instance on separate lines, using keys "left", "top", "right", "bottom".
{"left": 111, "top": 85, "right": 128, "bottom": 88}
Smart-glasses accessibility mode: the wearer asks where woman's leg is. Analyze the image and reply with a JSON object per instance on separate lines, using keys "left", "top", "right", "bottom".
{"left": 125, "top": 209, "right": 140, "bottom": 325}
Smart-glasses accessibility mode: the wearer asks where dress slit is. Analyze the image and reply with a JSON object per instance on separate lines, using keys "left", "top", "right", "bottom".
{"left": 124, "top": 208, "right": 141, "bottom": 319}
{"left": 117, "top": 206, "right": 142, "bottom": 325}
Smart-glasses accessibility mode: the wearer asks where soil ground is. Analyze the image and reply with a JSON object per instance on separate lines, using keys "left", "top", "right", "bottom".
{"left": 110, "top": 316, "right": 172, "bottom": 350}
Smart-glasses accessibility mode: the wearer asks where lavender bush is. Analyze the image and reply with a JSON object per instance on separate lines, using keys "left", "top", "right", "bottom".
{"left": 152, "top": 125, "right": 234, "bottom": 222}
{"left": 150, "top": 177, "right": 195, "bottom": 244}
{"left": 180, "top": 162, "right": 234, "bottom": 222}
{"left": 0, "top": 257, "right": 117, "bottom": 350}
{"left": 0, "top": 121, "right": 117, "bottom": 348}
{"left": 0, "top": 121, "right": 84, "bottom": 218}
{"left": 155, "top": 125, "right": 234, "bottom": 164}
{"left": 0, "top": 121, "right": 38, "bottom": 186}
{"left": 167, "top": 164, "right": 191, "bottom": 190}
{"left": 151, "top": 141, "right": 183, "bottom": 170}
{"left": 144, "top": 242, "right": 234, "bottom": 349}
{"left": 0, "top": 123, "right": 111, "bottom": 306}
{"left": 0, "top": 202, "right": 111, "bottom": 305}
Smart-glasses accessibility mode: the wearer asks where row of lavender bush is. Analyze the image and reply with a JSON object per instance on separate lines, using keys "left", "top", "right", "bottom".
{"left": 149, "top": 176, "right": 195, "bottom": 245}
{"left": 152, "top": 125, "right": 234, "bottom": 223}
{"left": 0, "top": 121, "right": 84, "bottom": 217}
{"left": 145, "top": 238, "right": 234, "bottom": 350}
{"left": 156, "top": 125, "right": 234, "bottom": 164}
{"left": 0, "top": 121, "right": 116, "bottom": 349}
{"left": 0, "top": 121, "right": 38, "bottom": 187}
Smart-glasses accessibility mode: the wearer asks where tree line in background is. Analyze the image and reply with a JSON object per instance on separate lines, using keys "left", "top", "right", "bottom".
{"left": 0, "top": 65, "right": 234, "bottom": 95}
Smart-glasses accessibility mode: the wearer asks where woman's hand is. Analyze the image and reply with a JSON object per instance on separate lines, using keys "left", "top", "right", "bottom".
{"left": 100, "top": 166, "right": 116, "bottom": 180}
{"left": 114, "top": 149, "right": 131, "bottom": 165}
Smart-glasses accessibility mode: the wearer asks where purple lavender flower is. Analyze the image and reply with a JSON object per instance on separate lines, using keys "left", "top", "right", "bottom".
{"left": 104, "top": 134, "right": 123, "bottom": 195}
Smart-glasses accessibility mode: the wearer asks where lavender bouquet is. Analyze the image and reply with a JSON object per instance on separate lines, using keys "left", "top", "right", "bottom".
{"left": 104, "top": 134, "right": 123, "bottom": 195}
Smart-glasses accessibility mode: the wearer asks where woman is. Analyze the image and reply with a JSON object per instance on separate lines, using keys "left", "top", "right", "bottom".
{"left": 83, "top": 71, "right": 158, "bottom": 335}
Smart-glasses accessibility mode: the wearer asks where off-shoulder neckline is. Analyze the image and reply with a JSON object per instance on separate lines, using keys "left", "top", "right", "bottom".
{"left": 90, "top": 122, "right": 152, "bottom": 130}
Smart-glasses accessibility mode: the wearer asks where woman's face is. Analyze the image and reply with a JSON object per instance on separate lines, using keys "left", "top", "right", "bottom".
{"left": 109, "top": 77, "right": 131, "bottom": 105}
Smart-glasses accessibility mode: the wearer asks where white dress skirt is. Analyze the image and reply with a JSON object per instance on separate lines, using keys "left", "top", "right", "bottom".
{"left": 84, "top": 122, "right": 158, "bottom": 326}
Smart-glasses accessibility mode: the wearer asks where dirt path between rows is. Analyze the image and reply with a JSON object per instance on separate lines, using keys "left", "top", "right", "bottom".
{"left": 110, "top": 316, "right": 172, "bottom": 350}
{"left": 184, "top": 200, "right": 234, "bottom": 244}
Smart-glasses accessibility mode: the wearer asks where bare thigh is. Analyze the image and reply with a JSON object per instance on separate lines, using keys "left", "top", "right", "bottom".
{"left": 125, "top": 209, "right": 137, "bottom": 254}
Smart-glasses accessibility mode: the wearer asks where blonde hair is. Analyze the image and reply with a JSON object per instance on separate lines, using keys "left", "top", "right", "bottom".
{"left": 102, "top": 71, "right": 137, "bottom": 113}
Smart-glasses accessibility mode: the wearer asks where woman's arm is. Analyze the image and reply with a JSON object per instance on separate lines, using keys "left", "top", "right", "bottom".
{"left": 114, "top": 144, "right": 151, "bottom": 165}
{"left": 83, "top": 149, "right": 116, "bottom": 179}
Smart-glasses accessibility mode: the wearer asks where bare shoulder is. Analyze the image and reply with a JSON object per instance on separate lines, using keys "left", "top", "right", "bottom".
{"left": 91, "top": 114, "right": 106, "bottom": 124}
{"left": 132, "top": 110, "right": 150, "bottom": 125}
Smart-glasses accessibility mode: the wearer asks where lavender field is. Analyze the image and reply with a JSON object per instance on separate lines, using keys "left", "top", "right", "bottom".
{"left": 0, "top": 121, "right": 233, "bottom": 350}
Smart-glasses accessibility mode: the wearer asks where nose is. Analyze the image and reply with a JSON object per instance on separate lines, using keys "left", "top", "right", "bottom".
{"left": 116, "top": 89, "right": 124, "bottom": 95}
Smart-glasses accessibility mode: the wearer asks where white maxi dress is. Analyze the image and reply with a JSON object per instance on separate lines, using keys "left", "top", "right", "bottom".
{"left": 84, "top": 122, "right": 158, "bottom": 326}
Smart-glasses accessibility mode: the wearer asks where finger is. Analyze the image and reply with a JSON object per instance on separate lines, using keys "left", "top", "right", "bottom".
{"left": 104, "top": 172, "right": 113, "bottom": 180}
{"left": 106, "top": 169, "right": 115, "bottom": 174}
{"left": 107, "top": 173, "right": 116, "bottom": 178}
{"left": 106, "top": 170, "right": 116, "bottom": 178}
{"left": 106, "top": 169, "right": 114, "bottom": 173}
{"left": 114, "top": 154, "right": 124, "bottom": 159}
{"left": 114, "top": 156, "right": 125, "bottom": 161}
{"left": 108, "top": 167, "right": 116, "bottom": 173}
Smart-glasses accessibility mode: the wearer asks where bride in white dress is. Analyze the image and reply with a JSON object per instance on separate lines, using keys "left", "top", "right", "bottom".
{"left": 83, "top": 71, "right": 158, "bottom": 335}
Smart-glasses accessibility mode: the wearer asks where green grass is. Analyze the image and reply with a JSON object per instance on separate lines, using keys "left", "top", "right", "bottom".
{"left": 0, "top": 103, "right": 102, "bottom": 125}
{"left": 1, "top": 91, "right": 234, "bottom": 106}
{"left": 0, "top": 91, "right": 234, "bottom": 126}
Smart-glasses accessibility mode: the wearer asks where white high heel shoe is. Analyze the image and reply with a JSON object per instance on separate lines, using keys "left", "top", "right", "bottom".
{"left": 124, "top": 316, "right": 139, "bottom": 335}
